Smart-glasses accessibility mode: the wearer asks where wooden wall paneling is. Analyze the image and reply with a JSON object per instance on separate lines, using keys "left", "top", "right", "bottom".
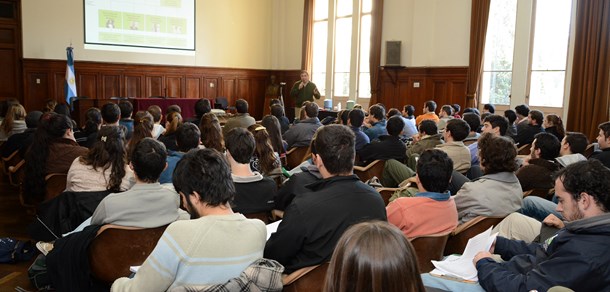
{"left": 78, "top": 73, "right": 98, "bottom": 99}
{"left": 124, "top": 74, "right": 143, "bottom": 98}
{"left": 54, "top": 72, "right": 65, "bottom": 104}
{"left": 185, "top": 77, "right": 202, "bottom": 98}
{"left": 396, "top": 80, "right": 411, "bottom": 110}
{"left": 0, "top": 49, "right": 17, "bottom": 98}
{"left": 431, "top": 80, "right": 448, "bottom": 106}
{"left": 146, "top": 75, "right": 164, "bottom": 97}
{"left": 24, "top": 72, "right": 49, "bottom": 112}
{"left": 204, "top": 78, "right": 218, "bottom": 100}
{"left": 166, "top": 76, "right": 183, "bottom": 98}
{"left": 449, "top": 80, "right": 467, "bottom": 109}
{"left": 102, "top": 74, "right": 121, "bottom": 98}
{"left": 250, "top": 77, "right": 266, "bottom": 118}
{"left": 222, "top": 78, "right": 236, "bottom": 105}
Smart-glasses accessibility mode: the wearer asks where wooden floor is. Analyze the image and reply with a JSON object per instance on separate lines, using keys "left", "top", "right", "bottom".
{"left": 0, "top": 174, "right": 37, "bottom": 292}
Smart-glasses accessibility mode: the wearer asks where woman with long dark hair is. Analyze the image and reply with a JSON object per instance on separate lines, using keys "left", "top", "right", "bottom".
{"left": 66, "top": 126, "right": 134, "bottom": 192}
{"left": 75, "top": 107, "right": 102, "bottom": 147}
{"left": 24, "top": 113, "right": 88, "bottom": 201}
{"left": 127, "top": 111, "right": 154, "bottom": 159}
{"left": 261, "top": 115, "right": 287, "bottom": 158}
{"left": 247, "top": 124, "right": 281, "bottom": 175}
{"left": 199, "top": 112, "right": 224, "bottom": 152}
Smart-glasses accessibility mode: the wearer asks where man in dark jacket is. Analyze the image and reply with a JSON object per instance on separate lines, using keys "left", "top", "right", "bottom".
{"left": 264, "top": 125, "right": 387, "bottom": 273}
{"left": 516, "top": 132, "right": 560, "bottom": 192}
{"left": 514, "top": 109, "right": 545, "bottom": 146}
{"left": 590, "top": 121, "right": 610, "bottom": 168}
{"left": 283, "top": 102, "right": 322, "bottom": 148}
{"left": 424, "top": 159, "right": 610, "bottom": 291}
{"left": 357, "top": 115, "right": 406, "bottom": 165}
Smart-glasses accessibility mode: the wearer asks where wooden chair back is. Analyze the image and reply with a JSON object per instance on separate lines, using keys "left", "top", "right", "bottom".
{"left": 8, "top": 159, "right": 24, "bottom": 187}
{"left": 410, "top": 233, "right": 451, "bottom": 273}
{"left": 517, "top": 144, "right": 531, "bottom": 155}
{"left": 463, "top": 139, "right": 477, "bottom": 146}
{"left": 44, "top": 173, "right": 67, "bottom": 201}
{"left": 282, "top": 262, "right": 330, "bottom": 292}
{"left": 584, "top": 143, "right": 595, "bottom": 158}
{"left": 244, "top": 211, "right": 272, "bottom": 224}
{"left": 444, "top": 216, "right": 504, "bottom": 256}
{"left": 1, "top": 150, "right": 21, "bottom": 175}
{"left": 89, "top": 224, "right": 168, "bottom": 284}
{"left": 286, "top": 146, "right": 310, "bottom": 170}
{"left": 376, "top": 187, "right": 398, "bottom": 206}
{"left": 353, "top": 160, "right": 385, "bottom": 183}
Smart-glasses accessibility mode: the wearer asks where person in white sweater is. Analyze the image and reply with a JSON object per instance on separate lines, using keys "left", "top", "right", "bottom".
{"left": 111, "top": 148, "right": 266, "bottom": 292}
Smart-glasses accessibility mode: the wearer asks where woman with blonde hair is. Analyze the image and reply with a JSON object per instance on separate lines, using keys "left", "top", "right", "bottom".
{"left": 324, "top": 221, "right": 425, "bottom": 292}
{"left": 199, "top": 112, "right": 224, "bottom": 152}
{"left": 543, "top": 114, "right": 565, "bottom": 142}
{"left": 247, "top": 124, "right": 281, "bottom": 175}
{"left": 127, "top": 111, "right": 154, "bottom": 159}
{"left": 158, "top": 111, "right": 182, "bottom": 151}
{"left": 0, "top": 103, "right": 27, "bottom": 141}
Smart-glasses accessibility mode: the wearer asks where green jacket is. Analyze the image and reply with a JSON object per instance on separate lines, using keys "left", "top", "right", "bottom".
{"left": 290, "top": 81, "right": 321, "bottom": 107}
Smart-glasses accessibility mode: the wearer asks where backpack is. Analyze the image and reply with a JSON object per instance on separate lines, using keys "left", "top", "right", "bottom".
{"left": 28, "top": 254, "right": 53, "bottom": 290}
{"left": 0, "top": 237, "right": 36, "bottom": 264}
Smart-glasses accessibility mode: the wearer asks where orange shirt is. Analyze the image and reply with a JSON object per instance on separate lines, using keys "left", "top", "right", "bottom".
{"left": 387, "top": 195, "right": 458, "bottom": 239}
{"left": 415, "top": 112, "right": 440, "bottom": 126}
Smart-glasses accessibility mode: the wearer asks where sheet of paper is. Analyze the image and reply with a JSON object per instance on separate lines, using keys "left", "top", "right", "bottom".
{"left": 266, "top": 220, "right": 282, "bottom": 241}
{"left": 431, "top": 227, "right": 498, "bottom": 281}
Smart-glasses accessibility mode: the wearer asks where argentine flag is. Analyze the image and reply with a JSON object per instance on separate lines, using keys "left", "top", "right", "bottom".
{"left": 65, "top": 47, "right": 77, "bottom": 105}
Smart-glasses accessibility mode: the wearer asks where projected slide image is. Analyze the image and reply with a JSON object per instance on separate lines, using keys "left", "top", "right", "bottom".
{"left": 85, "top": 0, "right": 195, "bottom": 51}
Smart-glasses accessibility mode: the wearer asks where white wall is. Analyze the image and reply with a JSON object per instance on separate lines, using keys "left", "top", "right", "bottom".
{"left": 22, "top": 0, "right": 276, "bottom": 69}
{"left": 382, "top": 0, "right": 471, "bottom": 67}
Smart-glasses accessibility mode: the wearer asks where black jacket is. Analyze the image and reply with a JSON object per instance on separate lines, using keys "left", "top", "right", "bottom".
{"left": 514, "top": 124, "right": 544, "bottom": 146}
{"left": 264, "top": 175, "right": 387, "bottom": 273}
{"left": 590, "top": 148, "right": 610, "bottom": 169}
{"left": 274, "top": 165, "right": 322, "bottom": 210}
{"left": 357, "top": 135, "right": 407, "bottom": 165}
{"left": 477, "top": 213, "right": 610, "bottom": 291}
{"left": 1, "top": 128, "right": 35, "bottom": 158}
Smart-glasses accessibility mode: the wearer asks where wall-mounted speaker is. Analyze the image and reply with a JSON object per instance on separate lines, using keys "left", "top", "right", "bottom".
{"left": 385, "top": 41, "right": 401, "bottom": 66}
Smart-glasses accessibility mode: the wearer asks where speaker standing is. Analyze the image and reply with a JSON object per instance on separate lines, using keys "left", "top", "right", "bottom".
{"left": 290, "top": 70, "right": 321, "bottom": 119}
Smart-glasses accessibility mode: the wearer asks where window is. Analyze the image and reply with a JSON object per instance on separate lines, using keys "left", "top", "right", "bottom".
{"left": 481, "top": 0, "right": 573, "bottom": 108}
{"left": 311, "top": 0, "right": 373, "bottom": 101}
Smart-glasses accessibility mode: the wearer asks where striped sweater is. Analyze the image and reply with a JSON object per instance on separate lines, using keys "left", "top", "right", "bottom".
{"left": 111, "top": 213, "right": 266, "bottom": 292}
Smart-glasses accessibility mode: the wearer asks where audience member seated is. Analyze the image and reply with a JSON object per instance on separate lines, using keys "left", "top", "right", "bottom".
{"left": 462, "top": 112, "right": 481, "bottom": 144}
{"left": 469, "top": 114, "right": 510, "bottom": 172}
{"left": 225, "top": 128, "right": 276, "bottom": 214}
{"left": 324, "top": 221, "right": 425, "bottom": 292}
{"left": 504, "top": 109, "right": 518, "bottom": 138}
{"left": 388, "top": 108, "right": 417, "bottom": 139}
{"left": 347, "top": 108, "right": 370, "bottom": 151}
{"left": 424, "top": 160, "right": 610, "bottom": 291}
{"left": 514, "top": 109, "right": 545, "bottom": 146}
{"left": 0, "top": 103, "right": 27, "bottom": 141}
{"left": 358, "top": 115, "right": 407, "bottom": 165}
{"left": 261, "top": 115, "right": 287, "bottom": 158}
{"left": 1, "top": 110, "right": 41, "bottom": 158}
{"left": 451, "top": 104, "right": 461, "bottom": 119}
{"left": 270, "top": 103, "right": 290, "bottom": 134}
{"left": 91, "top": 138, "right": 184, "bottom": 227}
{"left": 387, "top": 149, "right": 458, "bottom": 239}
{"left": 74, "top": 107, "right": 101, "bottom": 148}
{"left": 146, "top": 105, "right": 165, "bottom": 139}
{"left": 363, "top": 105, "right": 388, "bottom": 141}
{"left": 158, "top": 111, "right": 182, "bottom": 152}
{"left": 66, "top": 126, "right": 135, "bottom": 192}
{"left": 514, "top": 103, "right": 530, "bottom": 127}
{"left": 126, "top": 111, "right": 154, "bottom": 159}
{"left": 454, "top": 133, "right": 522, "bottom": 224}
{"left": 406, "top": 120, "right": 443, "bottom": 159}
{"left": 436, "top": 119, "right": 471, "bottom": 173}
{"left": 223, "top": 99, "right": 256, "bottom": 135}
{"left": 199, "top": 112, "right": 225, "bottom": 152}
{"left": 284, "top": 102, "right": 322, "bottom": 148}
{"left": 516, "top": 132, "right": 560, "bottom": 192}
{"left": 590, "top": 121, "right": 610, "bottom": 168}
{"left": 274, "top": 139, "right": 322, "bottom": 211}
{"left": 24, "top": 113, "right": 88, "bottom": 202}
{"left": 543, "top": 114, "right": 565, "bottom": 142}
{"left": 118, "top": 100, "right": 134, "bottom": 140}
{"left": 248, "top": 124, "right": 281, "bottom": 176}
{"left": 483, "top": 103, "right": 495, "bottom": 114}
{"left": 415, "top": 100, "right": 440, "bottom": 126}
{"left": 166, "top": 104, "right": 182, "bottom": 115}
{"left": 101, "top": 103, "right": 121, "bottom": 127}
{"left": 159, "top": 123, "right": 201, "bottom": 184}
{"left": 265, "top": 125, "right": 387, "bottom": 273}
{"left": 555, "top": 132, "right": 588, "bottom": 168}
{"left": 436, "top": 104, "right": 454, "bottom": 131}
{"left": 185, "top": 98, "right": 211, "bottom": 124}
{"left": 111, "top": 148, "right": 266, "bottom": 291}
{"left": 400, "top": 105, "right": 418, "bottom": 138}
